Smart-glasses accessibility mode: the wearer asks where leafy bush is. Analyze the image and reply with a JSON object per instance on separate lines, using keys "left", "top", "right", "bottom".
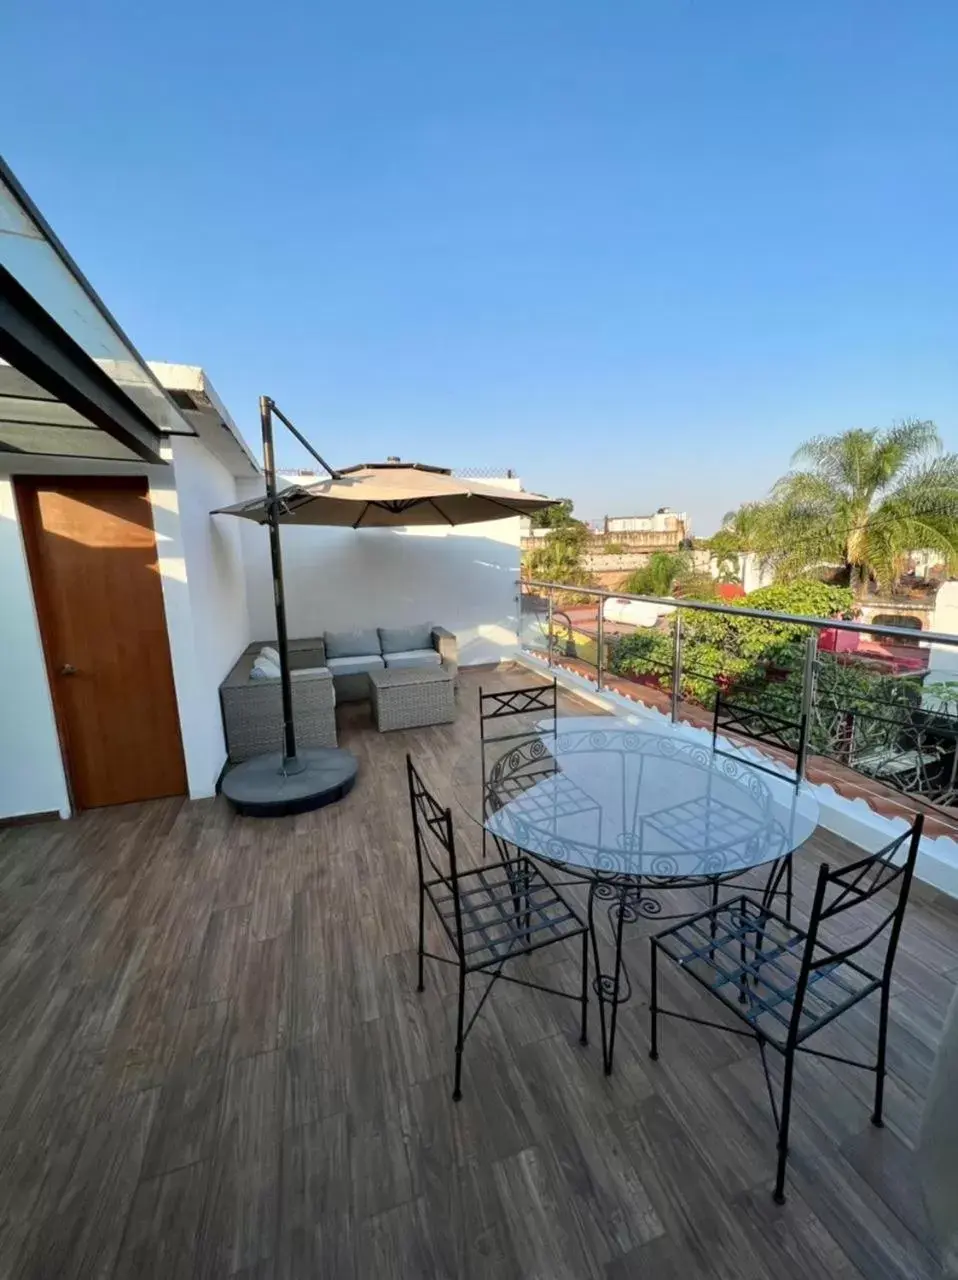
{"left": 608, "top": 578, "right": 856, "bottom": 708}
{"left": 737, "top": 581, "right": 855, "bottom": 621}
{"left": 622, "top": 551, "right": 691, "bottom": 597}
{"left": 674, "top": 572, "right": 720, "bottom": 601}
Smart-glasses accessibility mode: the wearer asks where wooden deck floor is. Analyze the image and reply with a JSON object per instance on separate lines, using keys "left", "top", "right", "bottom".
{"left": 0, "top": 666, "right": 956, "bottom": 1278}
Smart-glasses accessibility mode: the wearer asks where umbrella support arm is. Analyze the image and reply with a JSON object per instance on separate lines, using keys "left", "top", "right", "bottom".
{"left": 267, "top": 397, "right": 340, "bottom": 481}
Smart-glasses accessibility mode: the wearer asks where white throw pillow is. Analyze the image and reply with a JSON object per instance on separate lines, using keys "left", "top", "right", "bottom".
{"left": 260, "top": 645, "right": 281, "bottom": 666}
{"left": 250, "top": 655, "right": 282, "bottom": 681}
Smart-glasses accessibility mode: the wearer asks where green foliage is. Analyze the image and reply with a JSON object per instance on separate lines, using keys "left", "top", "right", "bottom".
{"left": 530, "top": 498, "right": 575, "bottom": 529}
{"left": 764, "top": 421, "right": 958, "bottom": 594}
{"left": 674, "top": 572, "right": 720, "bottom": 601}
{"left": 736, "top": 581, "right": 855, "bottom": 621}
{"left": 524, "top": 519, "right": 593, "bottom": 588}
{"left": 607, "top": 578, "right": 855, "bottom": 708}
{"left": 622, "top": 551, "right": 691, "bottom": 597}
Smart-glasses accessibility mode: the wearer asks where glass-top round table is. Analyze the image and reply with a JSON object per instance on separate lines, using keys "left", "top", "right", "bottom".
{"left": 454, "top": 717, "right": 819, "bottom": 885}
{"left": 453, "top": 717, "right": 820, "bottom": 1073}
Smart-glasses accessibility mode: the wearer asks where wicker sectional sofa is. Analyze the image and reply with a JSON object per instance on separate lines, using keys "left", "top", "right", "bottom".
{"left": 219, "top": 639, "right": 337, "bottom": 762}
{"left": 220, "top": 626, "right": 458, "bottom": 762}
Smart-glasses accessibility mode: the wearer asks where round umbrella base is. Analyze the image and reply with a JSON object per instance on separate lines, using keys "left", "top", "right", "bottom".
{"left": 221, "top": 748, "right": 358, "bottom": 818}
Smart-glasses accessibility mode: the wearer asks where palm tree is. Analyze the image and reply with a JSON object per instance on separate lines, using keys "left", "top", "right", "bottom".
{"left": 766, "top": 420, "right": 958, "bottom": 594}
{"left": 525, "top": 519, "right": 593, "bottom": 586}
{"left": 623, "top": 550, "right": 690, "bottom": 596}
{"left": 706, "top": 502, "right": 772, "bottom": 583}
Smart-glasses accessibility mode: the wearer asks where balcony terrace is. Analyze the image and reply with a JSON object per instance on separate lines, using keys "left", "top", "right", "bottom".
{"left": 1, "top": 665, "right": 955, "bottom": 1279}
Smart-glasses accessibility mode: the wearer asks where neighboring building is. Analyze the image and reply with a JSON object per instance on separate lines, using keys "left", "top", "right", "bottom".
{"left": 604, "top": 507, "right": 688, "bottom": 537}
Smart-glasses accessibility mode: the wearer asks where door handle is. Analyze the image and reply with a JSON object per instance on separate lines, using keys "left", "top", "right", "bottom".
{"left": 60, "top": 664, "right": 78, "bottom": 676}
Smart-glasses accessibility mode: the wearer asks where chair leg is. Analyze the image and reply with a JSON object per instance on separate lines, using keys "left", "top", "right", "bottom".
{"left": 649, "top": 938, "right": 659, "bottom": 1061}
{"left": 453, "top": 963, "right": 466, "bottom": 1102}
{"left": 785, "top": 854, "right": 794, "bottom": 924}
{"left": 872, "top": 978, "right": 891, "bottom": 1126}
{"left": 579, "top": 929, "right": 589, "bottom": 1046}
{"left": 773, "top": 1046, "right": 797, "bottom": 1204}
{"left": 416, "top": 884, "right": 425, "bottom": 993}
{"left": 709, "top": 878, "right": 719, "bottom": 958}
{"left": 604, "top": 884, "right": 628, "bottom": 1076}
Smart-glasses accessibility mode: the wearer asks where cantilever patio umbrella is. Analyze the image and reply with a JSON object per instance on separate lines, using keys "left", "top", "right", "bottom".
{"left": 215, "top": 460, "right": 558, "bottom": 527}
{"left": 212, "top": 397, "right": 558, "bottom": 816}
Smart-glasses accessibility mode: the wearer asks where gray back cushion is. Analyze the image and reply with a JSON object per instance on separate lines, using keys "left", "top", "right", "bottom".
{"left": 379, "top": 624, "right": 434, "bottom": 655}
{"left": 324, "top": 627, "right": 382, "bottom": 658}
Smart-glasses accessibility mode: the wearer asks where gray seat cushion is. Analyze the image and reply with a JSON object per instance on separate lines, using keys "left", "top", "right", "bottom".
{"left": 326, "top": 654, "right": 386, "bottom": 677}
{"left": 378, "top": 624, "right": 434, "bottom": 655}
{"left": 382, "top": 648, "right": 442, "bottom": 670}
{"left": 325, "top": 628, "right": 382, "bottom": 659}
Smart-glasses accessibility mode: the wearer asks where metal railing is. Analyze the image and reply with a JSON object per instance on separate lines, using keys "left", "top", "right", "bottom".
{"left": 518, "top": 579, "right": 958, "bottom": 817}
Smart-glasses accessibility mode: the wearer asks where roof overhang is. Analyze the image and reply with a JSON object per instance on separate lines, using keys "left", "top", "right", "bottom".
{"left": 0, "top": 266, "right": 165, "bottom": 463}
{"left": 149, "top": 363, "right": 259, "bottom": 477}
{"left": 0, "top": 153, "right": 200, "bottom": 467}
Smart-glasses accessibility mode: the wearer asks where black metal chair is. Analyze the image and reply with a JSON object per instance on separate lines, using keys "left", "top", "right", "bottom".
{"left": 648, "top": 815, "right": 923, "bottom": 1203}
{"left": 712, "top": 693, "right": 808, "bottom": 781}
{"left": 407, "top": 753, "right": 589, "bottom": 1101}
{"left": 712, "top": 693, "right": 808, "bottom": 921}
{"left": 479, "top": 678, "right": 558, "bottom": 859}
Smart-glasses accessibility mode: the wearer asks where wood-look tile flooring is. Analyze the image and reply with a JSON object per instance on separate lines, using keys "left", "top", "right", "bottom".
{"left": 1, "top": 667, "right": 956, "bottom": 1278}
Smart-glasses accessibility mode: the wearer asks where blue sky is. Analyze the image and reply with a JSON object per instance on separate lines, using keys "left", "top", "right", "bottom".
{"left": 4, "top": 1, "right": 957, "bottom": 532}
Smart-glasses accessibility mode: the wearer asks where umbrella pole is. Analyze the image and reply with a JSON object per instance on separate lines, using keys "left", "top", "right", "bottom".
{"left": 260, "top": 395, "right": 301, "bottom": 773}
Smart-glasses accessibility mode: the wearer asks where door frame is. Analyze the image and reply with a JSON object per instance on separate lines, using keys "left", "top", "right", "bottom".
{"left": 13, "top": 473, "right": 187, "bottom": 811}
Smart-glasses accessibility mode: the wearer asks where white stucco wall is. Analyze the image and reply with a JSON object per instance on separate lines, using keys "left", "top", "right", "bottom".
{"left": 163, "top": 438, "right": 251, "bottom": 796}
{"left": 232, "top": 475, "right": 522, "bottom": 665}
{"left": 0, "top": 446, "right": 250, "bottom": 818}
{"left": 0, "top": 479, "right": 71, "bottom": 819}
{"left": 930, "top": 581, "right": 958, "bottom": 677}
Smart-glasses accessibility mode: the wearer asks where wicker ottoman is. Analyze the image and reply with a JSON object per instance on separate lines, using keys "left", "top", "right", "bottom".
{"left": 369, "top": 666, "right": 457, "bottom": 732}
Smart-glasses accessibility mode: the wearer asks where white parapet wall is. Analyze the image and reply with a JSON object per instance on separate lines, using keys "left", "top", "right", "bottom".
{"left": 233, "top": 474, "right": 524, "bottom": 667}
{"left": 517, "top": 649, "right": 958, "bottom": 900}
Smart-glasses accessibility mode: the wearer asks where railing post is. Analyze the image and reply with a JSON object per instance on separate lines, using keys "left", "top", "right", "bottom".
{"left": 547, "top": 593, "right": 555, "bottom": 669}
{"left": 670, "top": 611, "right": 683, "bottom": 722}
{"left": 596, "top": 601, "right": 604, "bottom": 691}
{"left": 796, "top": 630, "right": 818, "bottom": 780}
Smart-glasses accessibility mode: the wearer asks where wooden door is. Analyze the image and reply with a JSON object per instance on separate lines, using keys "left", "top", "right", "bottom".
{"left": 16, "top": 477, "right": 188, "bottom": 809}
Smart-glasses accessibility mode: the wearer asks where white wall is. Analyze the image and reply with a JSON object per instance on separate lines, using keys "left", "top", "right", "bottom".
{"left": 0, "top": 479, "right": 71, "bottom": 819}
{"left": 930, "top": 581, "right": 958, "bottom": 677}
{"left": 232, "top": 475, "right": 522, "bottom": 666}
{"left": 165, "top": 437, "right": 251, "bottom": 795}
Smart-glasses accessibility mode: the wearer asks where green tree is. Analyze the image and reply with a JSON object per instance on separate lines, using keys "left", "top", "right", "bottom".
{"left": 530, "top": 498, "right": 575, "bottom": 530}
{"left": 525, "top": 519, "right": 592, "bottom": 586}
{"left": 765, "top": 421, "right": 958, "bottom": 594}
{"left": 622, "top": 550, "right": 690, "bottom": 597}
{"left": 608, "top": 579, "right": 855, "bottom": 706}
{"left": 705, "top": 502, "right": 773, "bottom": 582}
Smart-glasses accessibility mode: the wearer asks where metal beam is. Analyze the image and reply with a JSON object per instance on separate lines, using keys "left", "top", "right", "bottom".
{"left": 0, "top": 265, "right": 164, "bottom": 465}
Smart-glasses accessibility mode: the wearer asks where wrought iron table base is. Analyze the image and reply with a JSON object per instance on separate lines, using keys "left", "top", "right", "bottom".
{"left": 586, "top": 861, "right": 791, "bottom": 1075}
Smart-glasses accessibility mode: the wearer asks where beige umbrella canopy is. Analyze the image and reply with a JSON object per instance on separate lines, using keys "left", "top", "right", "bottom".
{"left": 214, "top": 460, "right": 558, "bottom": 527}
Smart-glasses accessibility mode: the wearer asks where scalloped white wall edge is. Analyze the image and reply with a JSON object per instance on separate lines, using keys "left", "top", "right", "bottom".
{"left": 518, "top": 649, "right": 958, "bottom": 900}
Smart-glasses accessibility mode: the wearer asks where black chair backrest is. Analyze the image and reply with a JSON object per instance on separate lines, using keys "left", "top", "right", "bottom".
{"left": 479, "top": 679, "right": 559, "bottom": 825}
{"left": 406, "top": 755, "right": 467, "bottom": 957}
{"left": 406, "top": 754, "right": 459, "bottom": 888}
{"left": 479, "top": 678, "right": 558, "bottom": 743}
{"left": 786, "top": 815, "right": 923, "bottom": 1044}
{"left": 713, "top": 693, "right": 807, "bottom": 782}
